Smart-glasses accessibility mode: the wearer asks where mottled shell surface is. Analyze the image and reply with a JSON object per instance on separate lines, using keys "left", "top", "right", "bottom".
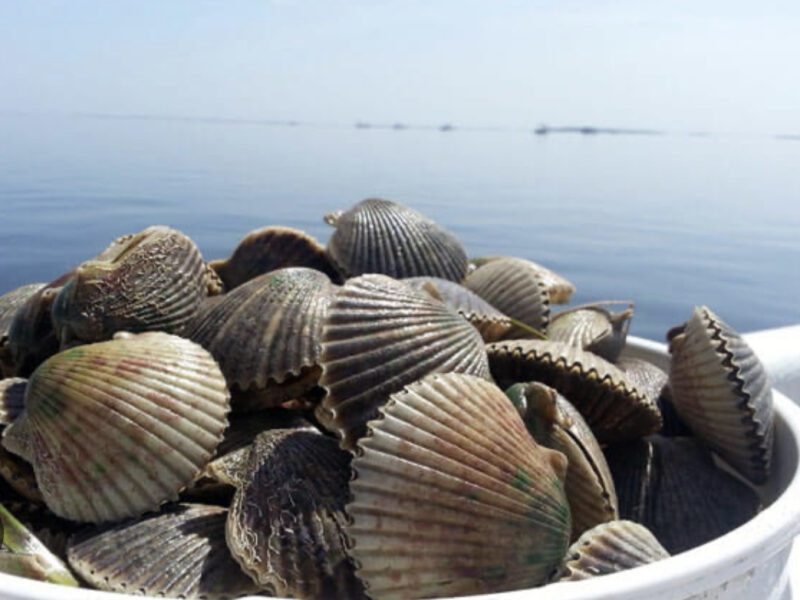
{"left": 506, "top": 382, "right": 618, "bottom": 540}
{"left": 668, "top": 306, "right": 774, "bottom": 484}
{"left": 186, "top": 267, "right": 336, "bottom": 407}
{"left": 554, "top": 520, "right": 669, "bottom": 581}
{"left": 51, "top": 226, "right": 209, "bottom": 346}
{"left": 210, "top": 225, "right": 341, "bottom": 289}
{"left": 1, "top": 332, "right": 230, "bottom": 523}
{"left": 488, "top": 340, "right": 662, "bottom": 443}
{"left": 0, "top": 377, "right": 26, "bottom": 426}
{"left": 67, "top": 504, "right": 261, "bottom": 598}
{"left": 463, "top": 257, "right": 550, "bottom": 337}
{"left": 470, "top": 256, "right": 575, "bottom": 304}
{"left": 347, "top": 373, "right": 571, "bottom": 600}
{"left": 226, "top": 429, "right": 364, "bottom": 600}
{"left": 0, "top": 284, "right": 45, "bottom": 377}
{"left": 320, "top": 274, "right": 491, "bottom": 449}
{"left": 403, "top": 276, "right": 513, "bottom": 342}
{"left": 325, "top": 198, "right": 468, "bottom": 281}
{"left": 547, "top": 303, "right": 633, "bottom": 362}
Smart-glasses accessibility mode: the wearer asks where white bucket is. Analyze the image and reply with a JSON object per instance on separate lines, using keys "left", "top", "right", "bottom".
{"left": 1, "top": 337, "right": 800, "bottom": 600}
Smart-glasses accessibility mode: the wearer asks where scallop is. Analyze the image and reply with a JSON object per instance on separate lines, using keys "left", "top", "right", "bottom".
{"left": 0, "top": 283, "right": 45, "bottom": 377}
{"left": 209, "top": 225, "right": 341, "bottom": 289}
{"left": 51, "top": 226, "right": 210, "bottom": 346}
{"left": 470, "top": 255, "right": 575, "bottom": 304}
{"left": 347, "top": 373, "right": 571, "bottom": 599}
{"left": 1, "top": 331, "right": 230, "bottom": 523}
{"left": 319, "top": 274, "right": 491, "bottom": 449}
{"left": 667, "top": 306, "right": 774, "bottom": 484}
{"left": 617, "top": 357, "right": 690, "bottom": 436}
{"left": 324, "top": 198, "right": 469, "bottom": 281}
{"left": 547, "top": 302, "right": 633, "bottom": 362}
{"left": 0, "top": 377, "right": 26, "bottom": 426}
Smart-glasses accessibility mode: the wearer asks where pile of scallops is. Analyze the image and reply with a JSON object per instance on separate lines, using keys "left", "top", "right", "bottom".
{"left": 0, "top": 198, "right": 775, "bottom": 599}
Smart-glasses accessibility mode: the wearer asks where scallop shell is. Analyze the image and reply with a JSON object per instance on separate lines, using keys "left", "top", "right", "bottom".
{"left": 617, "top": 357, "right": 691, "bottom": 436}
{"left": 346, "top": 373, "right": 571, "bottom": 599}
{"left": 320, "top": 274, "right": 491, "bottom": 449}
{"left": 667, "top": 306, "right": 774, "bottom": 484}
{"left": 470, "top": 256, "right": 575, "bottom": 304}
{"left": 403, "top": 276, "right": 513, "bottom": 342}
{"left": 553, "top": 520, "right": 669, "bottom": 581}
{"left": 487, "top": 340, "right": 662, "bottom": 443}
{"left": 226, "top": 429, "right": 364, "bottom": 600}
{"left": 324, "top": 198, "right": 468, "bottom": 281}
{"left": 547, "top": 303, "right": 633, "bottom": 362}
{"left": 1, "top": 331, "right": 230, "bottom": 523}
{"left": 463, "top": 257, "right": 550, "bottom": 337}
{"left": 210, "top": 225, "right": 341, "bottom": 289}
{"left": 185, "top": 267, "right": 336, "bottom": 408}
{"left": 0, "top": 377, "right": 26, "bottom": 426}
{"left": 604, "top": 435, "right": 761, "bottom": 554}
{"left": 0, "top": 283, "right": 45, "bottom": 377}
{"left": 506, "top": 382, "right": 618, "bottom": 540}
{"left": 51, "top": 226, "right": 210, "bottom": 346}
{"left": 67, "top": 504, "right": 262, "bottom": 599}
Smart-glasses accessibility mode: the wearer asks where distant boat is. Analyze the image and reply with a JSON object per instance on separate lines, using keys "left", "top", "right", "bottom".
{"left": 355, "top": 121, "right": 371, "bottom": 129}
{"left": 534, "top": 125, "right": 549, "bottom": 135}
{"left": 439, "top": 123, "right": 455, "bottom": 132}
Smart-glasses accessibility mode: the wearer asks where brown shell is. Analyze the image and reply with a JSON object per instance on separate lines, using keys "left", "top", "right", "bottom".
{"left": 209, "top": 225, "right": 341, "bottom": 289}
{"left": 0, "top": 377, "right": 26, "bottom": 426}
{"left": 463, "top": 257, "right": 550, "bottom": 337}
{"left": 667, "top": 306, "right": 774, "bottom": 484}
{"left": 67, "top": 504, "right": 262, "bottom": 599}
{"left": 185, "top": 267, "right": 336, "bottom": 408}
{"left": 470, "top": 255, "right": 575, "bottom": 304}
{"left": 346, "top": 373, "right": 571, "bottom": 599}
{"left": 0, "top": 445, "right": 42, "bottom": 503}
{"left": 0, "top": 283, "right": 45, "bottom": 377}
{"left": 51, "top": 226, "right": 209, "bottom": 346}
{"left": 324, "top": 198, "right": 468, "bottom": 281}
{"left": 319, "top": 274, "right": 491, "bottom": 449}
{"left": 226, "top": 429, "right": 364, "bottom": 600}
{"left": 553, "top": 520, "right": 669, "bottom": 581}
{"left": 403, "top": 276, "right": 513, "bottom": 342}
{"left": 487, "top": 339, "right": 662, "bottom": 443}
{"left": 547, "top": 303, "right": 633, "bottom": 362}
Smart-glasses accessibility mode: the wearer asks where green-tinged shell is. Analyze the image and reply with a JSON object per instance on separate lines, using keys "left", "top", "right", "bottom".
{"left": 210, "top": 225, "right": 341, "bottom": 289}
{"left": 319, "top": 274, "right": 491, "bottom": 449}
{"left": 0, "top": 445, "right": 41, "bottom": 503}
{"left": 185, "top": 267, "right": 336, "bottom": 409}
{"left": 488, "top": 340, "right": 661, "bottom": 443}
{"left": 226, "top": 429, "right": 365, "bottom": 600}
{"left": 403, "top": 276, "right": 513, "bottom": 342}
{"left": 0, "top": 284, "right": 45, "bottom": 377}
{"left": 604, "top": 435, "right": 761, "bottom": 554}
{"left": 1, "top": 332, "right": 230, "bottom": 523}
{"left": 547, "top": 303, "right": 633, "bottom": 362}
{"left": 324, "top": 198, "right": 468, "bottom": 281}
{"left": 0, "top": 502, "right": 78, "bottom": 586}
{"left": 553, "top": 520, "right": 669, "bottom": 581}
{"left": 617, "top": 357, "right": 691, "bottom": 436}
{"left": 67, "top": 504, "right": 262, "bottom": 599}
{"left": 8, "top": 272, "right": 74, "bottom": 377}
{"left": 463, "top": 257, "right": 550, "bottom": 337}
{"left": 347, "top": 373, "right": 571, "bottom": 600}
{"left": 506, "top": 382, "right": 618, "bottom": 540}
{"left": 0, "top": 494, "right": 78, "bottom": 560}
{"left": 667, "top": 306, "right": 774, "bottom": 484}
{"left": 51, "top": 226, "right": 210, "bottom": 346}
{"left": 0, "top": 378, "right": 26, "bottom": 426}
{"left": 470, "top": 256, "right": 575, "bottom": 304}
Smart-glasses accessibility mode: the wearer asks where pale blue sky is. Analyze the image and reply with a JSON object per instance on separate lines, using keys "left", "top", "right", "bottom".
{"left": 1, "top": 1, "right": 798, "bottom": 133}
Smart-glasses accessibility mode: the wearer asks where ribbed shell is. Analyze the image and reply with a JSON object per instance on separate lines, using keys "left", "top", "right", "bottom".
{"left": 506, "top": 382, "right": 618, "bottom": 541}
{"left": 403, "top": 276, "right": 513, "bottom": 342}
{"left": 470, "top": 256, "right": 575, "bottom": 304}
{"left": 226, "top": 429, "right": 364, "bottom": 600}
{"left": 51, "top": 226, "right": 209, "bottom": 346}
{"left": 209, "top": 225, "right": 341, "bottom": 289}
{"left": 347, "top": 373, "right": 571, "bottom": 600}
{"left": 554, "top": 520, "right": 669, "bottom": 581}
{"left": 463, "top": 257, "right": 550, "bottom": 337}
{"left": 320, "top": 274, "right": 491, "bottom": 449}
{"left": 617, "top": 358, "right": 691, "bottom": 437}
{"left": 67, "top": 504, "right": 262, "bottom": 598}
{"left": 547, "top": 303, "right": 633, "bottom": 362}
{"left": 0, "top": 377, "right": 26, "bottom": 426}
{"left": 1, "top": 332, "right": 230, "bottom": 523}
{"left": 185, "top": 267, "right": 336, "bottom": 406}
{"left": 324, "top": 198, "right": 468, "bottom": 281}
{"left": 0, "top": 283, "right": 45, "bottom": 377}
{"left": 604, "top": 436, "right": 761, "bottom": 554}
{"left": 487, "top": 340, "right": 662, "bottom": 443}
{"left": 667, "top": 306, "right": 774, "bottom": 484}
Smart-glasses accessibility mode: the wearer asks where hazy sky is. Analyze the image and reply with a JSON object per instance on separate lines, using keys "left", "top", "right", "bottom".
{"left": 1, "top": 1, "right": 799, "bottom": 133}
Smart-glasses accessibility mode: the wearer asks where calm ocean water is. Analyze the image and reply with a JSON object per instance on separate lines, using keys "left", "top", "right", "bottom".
{"left": 1, "top": 113, "right": 798, "bottom": 341}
